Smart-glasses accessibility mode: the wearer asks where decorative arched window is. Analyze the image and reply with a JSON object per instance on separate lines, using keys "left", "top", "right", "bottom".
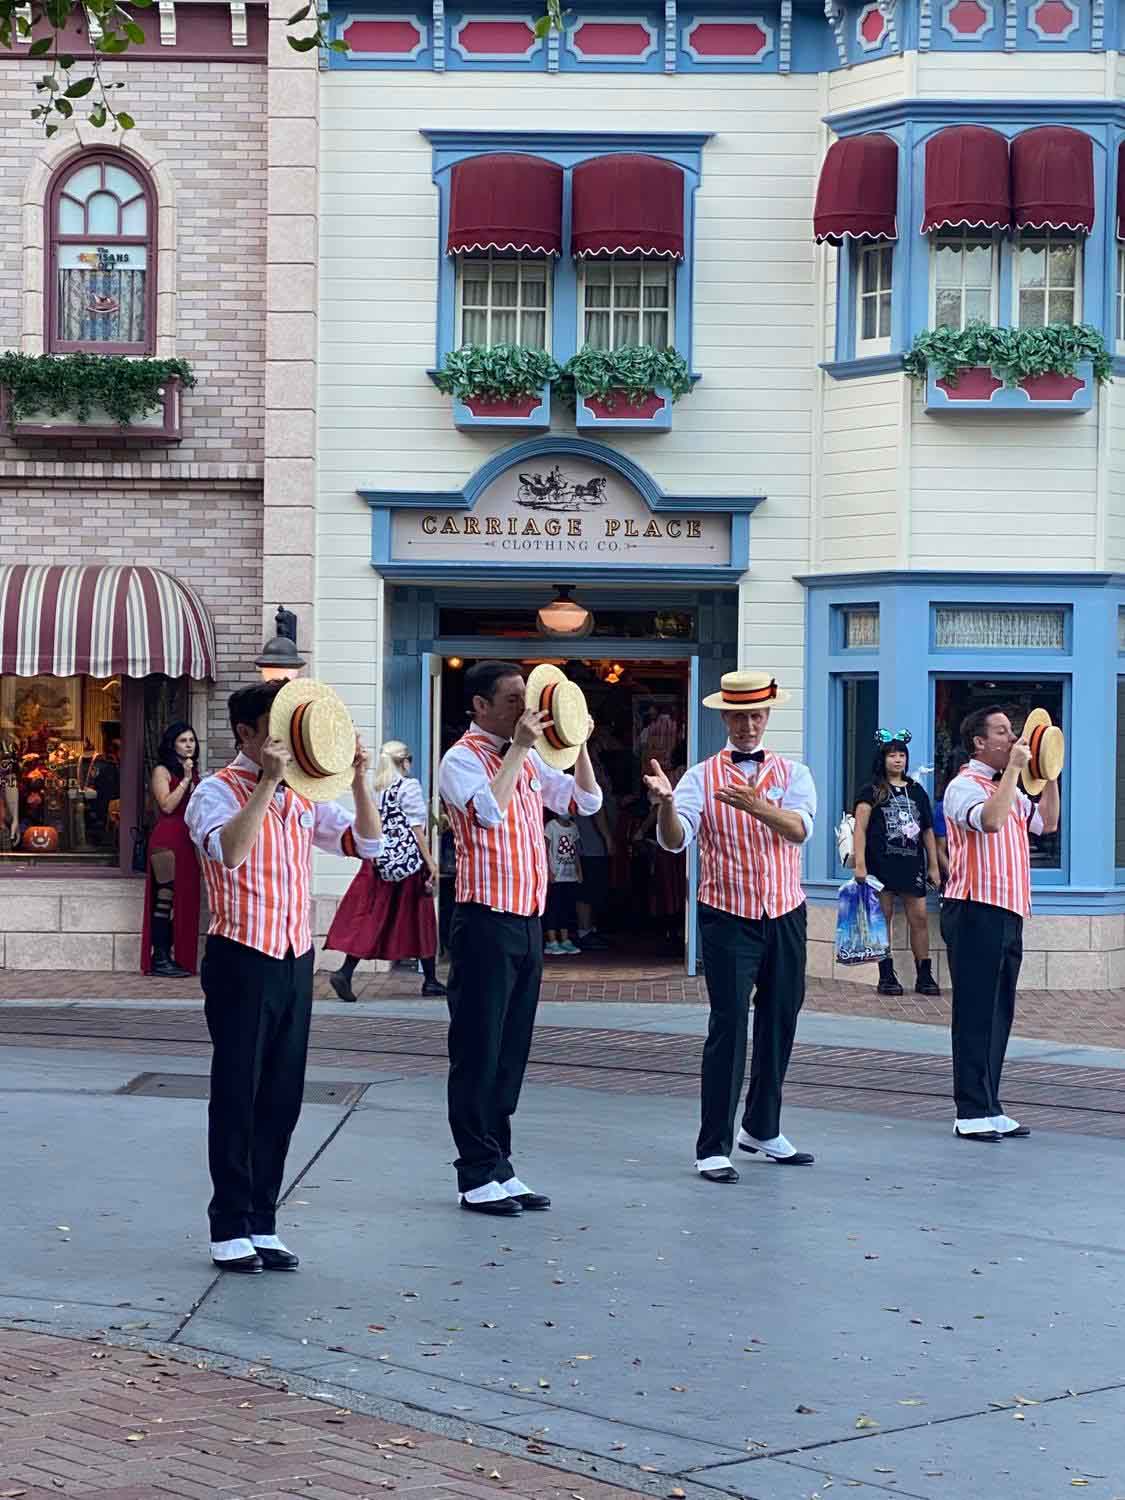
{"left": 47, "top": 152, "right": 156, "bottom": 354}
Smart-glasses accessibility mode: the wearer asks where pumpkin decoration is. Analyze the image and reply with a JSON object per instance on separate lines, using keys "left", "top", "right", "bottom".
{"left": 21, "top": 825, "right": 59, "bottom": 853}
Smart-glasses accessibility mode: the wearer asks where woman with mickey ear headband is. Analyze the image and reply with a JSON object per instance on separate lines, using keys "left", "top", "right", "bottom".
{"left": 852, "top": 729, "right": 942, "bottom": 998}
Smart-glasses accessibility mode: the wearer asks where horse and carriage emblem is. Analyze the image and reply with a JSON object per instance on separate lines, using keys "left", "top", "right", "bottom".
{"left": 515, "top": 465, "right": 609, "bottom": 513}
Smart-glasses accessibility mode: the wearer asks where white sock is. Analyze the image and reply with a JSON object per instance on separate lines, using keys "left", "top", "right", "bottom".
{"left": 738, "top": 1129, "right": 796, "bottom": 1158}
{"left": 250, "top": 1234, "right": 289, "bottom": 1252}
{"left": 211, "top": 1237, "right": 256, "bottom": 1261}
{"left": 695, "top": 1155, "right": 734, "bottom": 1172}
{"left": 459, "top": 1182, "right": 508, "bottom": 1204}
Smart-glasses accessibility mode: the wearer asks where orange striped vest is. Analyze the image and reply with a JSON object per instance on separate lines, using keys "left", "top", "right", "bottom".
{"left": 698, "top": 750, "right": 804, "bottom": 919}
{"left": 944, "top": 768, "right": 1032, "bottom": 918}
{"left": 444, "top": 732, "right": 549, "bottom": 917}
{"left": 200, "top": 765, "right": 318, "bottom": 959}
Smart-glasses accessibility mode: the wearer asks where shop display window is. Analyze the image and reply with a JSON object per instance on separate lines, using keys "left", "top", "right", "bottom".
{"left": 934, "top": 677, "right": 1063, "bottom": 869}
{"left": 840, "top": 675, "right": 878, "bottom": 816}
{"left": 1116, "top": 679, "right": 1125, "bottom": 871}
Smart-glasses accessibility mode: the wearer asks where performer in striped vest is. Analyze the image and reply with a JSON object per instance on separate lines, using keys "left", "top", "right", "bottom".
{"left": 941, "top": 706, "right": 1060, "bottom": 1142}
{"left": 185, "top": 680, "right": 384, "bottom": 1272}
{"left": 645, "top": 670, "right": 816, "bottom": 1184}
{"left": 438, "top": 660, "right": 602, "bottom": 1216}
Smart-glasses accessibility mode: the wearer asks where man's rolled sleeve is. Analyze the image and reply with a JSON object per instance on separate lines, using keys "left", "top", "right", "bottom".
{"left": 184, "top": 778, "right": 239, "bottom": 865}
{"left": 439, "top": 745, "right": 505, "bottom": 828}
{"left": 313, "top": 800, "right": 384, "bottom": 860}
{"left": 537, "top": 755, "right": 603, "bottom": 817}
{"left": 943, "top": 775, "right": 987, "bottom": 832}
{"left": 657, "top": 764, "right": 702, "bottom": 853}
{"left": 781, "top": 761, "right": 816, "bottom": 843}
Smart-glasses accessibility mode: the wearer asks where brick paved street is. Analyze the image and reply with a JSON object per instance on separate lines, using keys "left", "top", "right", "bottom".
{"left": 0, "top": 1331, "right": 652, "bottom": 1500}
{"left": 1, "top": 966, "right": 1123, "bottom": 1048}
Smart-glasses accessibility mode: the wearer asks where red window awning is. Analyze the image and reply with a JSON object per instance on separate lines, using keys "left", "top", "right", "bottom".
{"left": 921, "top": 125, "right": 1011, "bottom": 234}
{"left": 813, "top": 133, "right": 898, "bottom": 246}
{"left": 446, "top": 153, "right": 563, "bottom": 256}
{"left": 0, "top": 564, "right": 217, "bottom": 679}
{"left": 571, "top": 154, "right": 685, "bottom": 259}
{"left": 1011, "top": 126, "right": 1094, "bottom": 233}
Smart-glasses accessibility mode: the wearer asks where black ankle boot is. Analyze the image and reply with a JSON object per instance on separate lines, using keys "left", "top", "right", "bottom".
{"left": 915, "top": 958, "right": 940, "bottom": 996}
{"left": 152, "top": 949, "right": 190, "bottom": 979}
{"left": 877, "top": 956, "right": 904, "bottom": 996}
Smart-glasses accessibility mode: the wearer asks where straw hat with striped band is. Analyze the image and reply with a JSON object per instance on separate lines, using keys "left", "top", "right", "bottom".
{"left": 268, "top": 678, "right": 358, "bottom": 802}
{"left": 525, "top": 663, "right": 592, "bottom": 771}
{"left": 1019, "top": 707, "right": 1065, "bottom": 798}
{"left": 702, "top": 670, "right": 791, "bottom": 711}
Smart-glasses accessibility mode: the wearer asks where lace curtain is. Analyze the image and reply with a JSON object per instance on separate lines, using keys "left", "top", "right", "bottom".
{"left": 934, "top": 607, "right": 1065, "bottom": 650}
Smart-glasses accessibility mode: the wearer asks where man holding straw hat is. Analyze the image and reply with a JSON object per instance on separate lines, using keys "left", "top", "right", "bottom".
{"left": 439, "top": 660, "right": 601, "bottom": 1216}
{"left": 941, "top": 705, "right": 1061, "bottom": 1143}
{"left": 644, "top": 670, "right": 816, "bottom": 1184}
{"left": 186, "top": 678, "right": 384, "bottom": 1273}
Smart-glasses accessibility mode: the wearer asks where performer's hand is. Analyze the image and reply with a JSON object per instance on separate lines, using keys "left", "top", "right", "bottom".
{"left": 1007, "top": 737, "right": 1032, "bottom": 774}
{"left": 352, "top": 736, "right": 372, "bottom": 783}
{"left": 586, "top": 714, "right": 595, "bottom": 738}
{"left": 642, "top": 759, "right": 675, "bottom": 804}
{"left": 260, "top": 737, "right": 291, "bottom": 784}
{"left": 714, "top": 783, "right": 766, "bottom": 817}
{"left": 512, "top": 708, "right": 550, "bottom": 750}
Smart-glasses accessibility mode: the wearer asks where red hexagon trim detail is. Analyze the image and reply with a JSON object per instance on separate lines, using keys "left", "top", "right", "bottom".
{"left": 859, "top": 5, "right": 887, "bottom": 46}
{"left": 456, "top": 19, "right": 537, "bottom": 56}
{"left": 686, "top": 20, "right": 768, "bottom": 57}
{"left": 945, "top": 0, "right": 990, "bottom": 35}
{"left": 342, "top": 17, "right": 423, "bottom": 53}
{"left": 571, "top": 20, "right": 655, "bottom": 57}
{"left": 1018, "top": 372, "right": 1084, "bottom": 401}
{"left": 937, "top": 368, "right": 1003, "bottom": 401}
{"left": 1030, "top": 0, "right": 1078, "bottom": 37}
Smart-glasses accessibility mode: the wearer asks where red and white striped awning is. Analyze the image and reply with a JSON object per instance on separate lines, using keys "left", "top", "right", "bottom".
{"left": 0, "top": 564, "right": 217, "bottom": 679}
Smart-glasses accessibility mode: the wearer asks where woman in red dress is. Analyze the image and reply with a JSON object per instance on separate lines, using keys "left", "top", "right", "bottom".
{"left": 325, "top": 740, "right": 444, "bottom": 1001}
{"left": 140, "top": 722, "right": 202, "bottom": 977}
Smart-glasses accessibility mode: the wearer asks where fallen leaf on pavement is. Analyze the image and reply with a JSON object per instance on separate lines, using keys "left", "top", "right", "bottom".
{"left": 125, "top": 1433, "right": 144, "bottom": 1443}
{"left": 855, "top": 1416, "right": 880, "bottom": 1430}
{"left": 1014, "top": 1395, "right": 1039, "bottom": 1406}
{"left": 796, "top": 1405, "right": 817, "bottom": 1414}
{"left": 897, "top": 1399, "right": 924, "bottom": 1407}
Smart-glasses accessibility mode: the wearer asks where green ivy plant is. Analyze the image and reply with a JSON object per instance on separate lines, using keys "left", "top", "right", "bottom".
{"left": 904, "top": 321, "right": 1112, "bottom": 387}
{"left": 0, "top": 352, "right": 196, "bottom": 427}
{"left": 433, "top": 344, "right": 561, "bottom": 402}
{"left": 560, "top": 345, "right": 693, "bottom": 406}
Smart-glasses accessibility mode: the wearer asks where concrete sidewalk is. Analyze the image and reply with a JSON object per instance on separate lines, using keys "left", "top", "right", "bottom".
{"left": 1, "top": 1027, "right": 1124, "bottom": 1500}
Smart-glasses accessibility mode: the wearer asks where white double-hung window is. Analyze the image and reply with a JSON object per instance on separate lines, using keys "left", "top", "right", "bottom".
{"left": 579, "top": 256, "right": 674, "bottom": 350}
{"left": 1015, "top": 231, "right": 1081, "bottom": 328}
{"left": 856, "top": 243, "right": 893, "bottom": 353}
{"left": 930, "top": 230, "right": 999, "bottom": 330}
{"left": 456, "top": 254, "right": 550, "bottom": 350}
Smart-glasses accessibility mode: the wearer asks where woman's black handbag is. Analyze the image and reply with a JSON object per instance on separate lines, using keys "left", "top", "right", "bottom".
{"left": 131, "top": 824, "right": 149, "bottom": 874}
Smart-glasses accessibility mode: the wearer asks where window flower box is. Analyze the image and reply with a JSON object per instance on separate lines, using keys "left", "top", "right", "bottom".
{"left": 924, "top": 361, "right": 1094, "bottom": 415}
{"left": 575, "top": 386, "right": 673, "bottom": 432}
{"left": 1, "top": 376, "right": 184, "bottom": 443}
{"left": 451, "top": 383, "right": 551, "bottom": 432}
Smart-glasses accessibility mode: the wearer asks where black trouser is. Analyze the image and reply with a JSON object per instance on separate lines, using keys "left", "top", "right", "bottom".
{"left": 201, "top": 934, "right": 313, "bottom": 1241}
{"left": 696, "top": 901, "right": 807, "bottom": 1161}
{"left": 446, "top": 902, "right": 543, "bottom": 1192}
{"left": 941, "top": 898, "right": 1022, "bottom": 1124}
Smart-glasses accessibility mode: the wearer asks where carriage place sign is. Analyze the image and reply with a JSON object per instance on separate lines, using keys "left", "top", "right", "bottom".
{"left": 391, "top": 459, "right": 729, "bottom": 567}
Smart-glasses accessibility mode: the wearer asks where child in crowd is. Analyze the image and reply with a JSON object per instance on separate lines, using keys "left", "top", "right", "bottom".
{"left": 544, "top": 811, "right": 583, "bottom": 956}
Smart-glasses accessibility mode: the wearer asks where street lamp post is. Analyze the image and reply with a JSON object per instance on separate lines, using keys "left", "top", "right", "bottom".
{"left": 255, "top": 605, "right": 307, "bottom": 681}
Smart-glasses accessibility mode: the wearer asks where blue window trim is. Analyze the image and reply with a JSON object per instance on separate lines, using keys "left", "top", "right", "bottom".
{"left": 822, "top": 102, "right": 1122, "bottom": 369}
{"left": 422, "top": 129, "right": 711, "bottom": 372}
{"left": 801, "top": 571, "right": 1125, "bottom": 911}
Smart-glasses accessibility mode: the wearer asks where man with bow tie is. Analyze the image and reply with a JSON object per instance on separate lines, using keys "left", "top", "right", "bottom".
{"left": 644, "top": 671, "right": 816, "bottom": 1183}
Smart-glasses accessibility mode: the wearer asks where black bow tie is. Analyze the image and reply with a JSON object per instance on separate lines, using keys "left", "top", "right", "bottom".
{"left": 731, "top": 750, "right": 765, "bottom": 765}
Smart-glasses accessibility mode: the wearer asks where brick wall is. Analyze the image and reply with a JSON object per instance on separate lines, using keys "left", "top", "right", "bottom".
{"left": 0, "top": 58, "right": 267, "bottom": 470}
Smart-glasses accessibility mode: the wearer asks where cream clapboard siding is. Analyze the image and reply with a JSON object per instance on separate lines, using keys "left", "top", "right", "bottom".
{"left": 915, "top": 51, "right": 1108, "bottom": 99}
{"left": 819, "top": 374, "right": 904, "bottom": 570}
{"left": 1104, "top": 383, "right": 1125, "bottom": 571}
{"left": 316, "top": 70, "right": 823, "bottom": 761}
{"left": 825, "top": 53, "right": 907, "bottom": 115}
{"left": 908, "top": 389, "right": 1099, "bottom": 568}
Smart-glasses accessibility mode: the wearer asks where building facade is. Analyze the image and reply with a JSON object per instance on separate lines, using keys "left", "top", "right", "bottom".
{"left": 0, "top": 0, "right": 315, "bottom": 971}
{"left": 311, "top": 0, "right": 1125, "bottom": 988}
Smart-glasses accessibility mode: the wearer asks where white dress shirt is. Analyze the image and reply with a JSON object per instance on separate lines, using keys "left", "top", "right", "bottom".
{"left": 657, "top": 743, "right": 816, "bottom": 851}
{"left": 943, "top": 758, "right": 1044, "bottom": 837}
{"left": 387, "top": 773, "right": 428, "bottom": 828}
{"left": 439, "top": 725, "right": 602, "bottom": 825}
{"left": 186, "top": 752, "right": 384, "bottom": 865}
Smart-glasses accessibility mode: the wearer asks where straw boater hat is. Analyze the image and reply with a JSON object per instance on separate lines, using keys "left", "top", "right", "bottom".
{"left": 702, "top": 670, "right": 791, "bottom": 711}
{"left": 1020, "top": 707, "right": 1065, "bottom": 797}
{"left": 268, "top": 678, "right": 357, "bottom": 802}
{"left": 525, "top": 664, "right": 591, "bottom": 771}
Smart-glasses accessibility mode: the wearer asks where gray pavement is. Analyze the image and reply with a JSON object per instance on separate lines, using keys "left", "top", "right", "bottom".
{"left": 1, "top": 1022, "right": 1124, "bottom": 1500}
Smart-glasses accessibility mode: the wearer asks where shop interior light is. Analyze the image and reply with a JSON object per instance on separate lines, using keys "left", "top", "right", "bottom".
{"left": 255, "top": 604, "right": 306, "bottom": 681}
{"left": 536, "top": 585, "right": 593, "bottom": 639}
{"left": 447, "top": 656, "right": 463, "bottom": 669}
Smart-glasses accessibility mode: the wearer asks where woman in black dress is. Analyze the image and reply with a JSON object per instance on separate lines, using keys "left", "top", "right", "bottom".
{"left": 853, "top": 731, "right": 941, "bottom": 997}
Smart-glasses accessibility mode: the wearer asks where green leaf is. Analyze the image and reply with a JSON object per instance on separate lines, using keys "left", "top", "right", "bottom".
{"left": 64, "top": 75, "right": 95, "bottom": 96}
{"left": 116, "top": 110, "right": 135, "bottom": 129}
{"left": 97, "top": 32, "right": 127, "bottom": 50}
{"left": 328, "top": 38, "right": 349, "bottom": 51}
{"left": 58, "top": 53, "right": 75, "bottom": 65}
{"left": 533, "top": 15, "right": 552, "bottom": 38}
{"left": 123, "top": 19, "right": 145, "bottom": 41}
{"left": 89, "top": 104, "right": 107, "bottom": 127}
{"left": 288, "top": 3, "right": 312, "bottom": 20}
{"left": 287, "top": 33, "right": 318, "bottom": 49}
{"left": 44, "top": 122, "right": 58, "bottom": 136}
{"left": 55, "top": 97, "right": 73, "bottom": 116}
{"left": 28, "top": 34, "right": 54, "bottom": 55}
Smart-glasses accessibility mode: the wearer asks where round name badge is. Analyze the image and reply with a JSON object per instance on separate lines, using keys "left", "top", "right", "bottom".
{"left": 530, "top": 778, "right": 542, "bottom": 792}
{"left": 766, "top": 786, "right": 784, "bottom": 803}
{"left": 299, "top": 810, "right": 314, "bottom": 828}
